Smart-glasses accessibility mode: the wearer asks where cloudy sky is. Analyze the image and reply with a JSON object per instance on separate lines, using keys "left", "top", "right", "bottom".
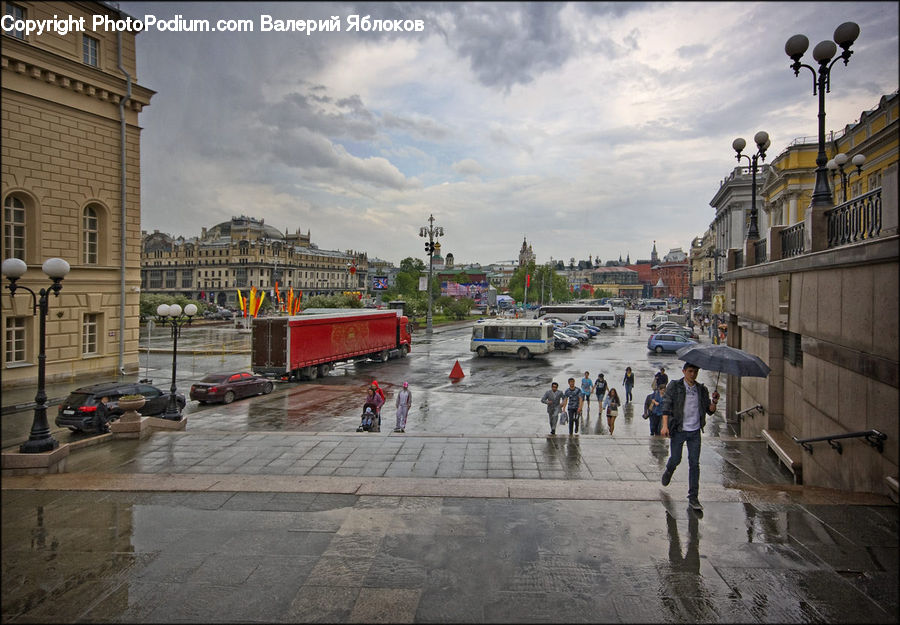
{"left": 123, "top": 1, "right": 899, "bottom": 266}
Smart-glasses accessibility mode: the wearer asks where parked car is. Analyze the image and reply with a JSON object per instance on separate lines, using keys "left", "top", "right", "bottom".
{"left": 567, "top": 322, "right": 598, "bottom": 337}
{"left": 557, "top": 327, "right": 589, "bottom": 343}
{"left": 553, "top": 331, "right": 579, "bottom": 349}
{"left": 56, "top": 382, "right": 185, "bottom": 432}
{"left": 542, "top": 317, "right": 567, "bottom": 327}
{"left": 654, "top": 323, "right": 699, "bottom": 339}
{"left": 647, "top": 333, "right": 698, "bottom": 353}
{"left": 203, "top": 309, "right": 234, "bottom": 320}
{"left": 190, "top": 372, "right": 275, "bottom": 404}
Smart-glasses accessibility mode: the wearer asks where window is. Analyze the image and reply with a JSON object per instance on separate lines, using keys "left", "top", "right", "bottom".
{"left": 3, "top": 195, "right": 26, "bottom": 260}
{"left": 182, "top": 270, "right": 192, "bottom": 288}
{"left": 149, "top": 270, "right": 162, "bottom": 288}
{"left": 83, "top": 206, "right": 98, "bottom": 264}
{"left": 4, "top": 3, "right": 25, "bottom": 39}
{"left": 5, "top": 317, "right": 27, "bottom": 364}
{"left": 83, "top": 35, "right": 99, "bottom": 66}
{"left": 83, "top": 314, "right": 99, "bottom": 356}
{"left": 783, "top": 331, "right": 803, "bottom": 366}
{"left": 165, "top": 269, "right": 176, "bottom": 288}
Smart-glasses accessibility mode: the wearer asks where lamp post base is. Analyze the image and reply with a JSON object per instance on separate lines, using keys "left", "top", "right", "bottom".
{"left": 160, "top": 410, "right": 183, "bottom": 421}
{"left": 19, "top": 436, "right": 60, "bottom": 454}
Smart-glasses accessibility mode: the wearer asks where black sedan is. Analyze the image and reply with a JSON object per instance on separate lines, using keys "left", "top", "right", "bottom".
{"left": 190, "top": 372, "right": 274, "bottom": 404}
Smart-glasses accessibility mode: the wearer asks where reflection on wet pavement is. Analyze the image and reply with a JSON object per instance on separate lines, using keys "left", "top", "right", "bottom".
{"left": 2, "top": 489, "right": 896, "bottom": 623}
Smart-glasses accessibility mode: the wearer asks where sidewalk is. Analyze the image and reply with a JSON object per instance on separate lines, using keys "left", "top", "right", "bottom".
{"left": 2, "top": 430, "right": 897, "bottom": 623}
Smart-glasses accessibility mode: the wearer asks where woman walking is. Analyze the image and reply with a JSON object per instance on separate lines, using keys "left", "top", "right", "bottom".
{"left": 622, "top": 367, "right": 635, "bottom": 404}
{"left": 604, "top": 388, "right": 622, "bottom": 435}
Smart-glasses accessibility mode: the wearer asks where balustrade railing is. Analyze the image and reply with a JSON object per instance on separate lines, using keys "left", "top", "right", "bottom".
{"left": 781, "top": 222, "right": 806, "bottom": 258}
{"left": 753, "top": 238, "right": 767, "bottom": 264}
{"left": 825, "top": 188, "right": 882, "bottom": 248}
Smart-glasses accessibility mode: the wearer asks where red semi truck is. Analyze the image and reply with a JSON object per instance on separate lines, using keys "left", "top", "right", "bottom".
{"left": 251, "top": 309, "right": 412, "bottom": 380}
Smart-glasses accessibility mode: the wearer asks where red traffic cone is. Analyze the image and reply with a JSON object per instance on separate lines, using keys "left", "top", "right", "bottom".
{"left": 449, "top": 360, "right": 465, "bottom": 380}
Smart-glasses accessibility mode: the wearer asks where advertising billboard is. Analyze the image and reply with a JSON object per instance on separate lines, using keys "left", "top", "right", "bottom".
{"left": 372, "top": 276, "right": 388, "bottom": 291}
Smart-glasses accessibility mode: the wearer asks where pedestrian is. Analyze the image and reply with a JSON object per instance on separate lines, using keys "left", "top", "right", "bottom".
{"left": 94, "top": 396, "right": 111, "bottom": 434}
{"left": 622, "top": 367, "right": 635, "bottom": 403}
{"left": 579, "top": 371, "right": 592, "bottom": 418}
{"left": 541, "top": 381, "right": 564, "bottom": 436}
{"left": 368, "top": 386, "right": 385, "bottom": 429}
{"left": 660, "top": 362, "right": 720, "bottom": 511}
{"left": 648, "top": 384, "right": 666, "bottom": 435}
{"left": 637, "top": 313, "right": 641, "bottom": 327}
{"left": 653, "top": 367, "right": 668, "bottom": 391}
{"left": 561, "top": 377, "right": 583, "bottom": 436}
{"left": 394, "top": 382, "right": 412, "bottom": 433}
{"left": 593, "top": 373, "right": 608, "bottom": 407}
{"left": 604, "top": 388, "right": 621, "bottom": 435}
{"left": 358, "top": 388, "right": 380, "bottom": 432}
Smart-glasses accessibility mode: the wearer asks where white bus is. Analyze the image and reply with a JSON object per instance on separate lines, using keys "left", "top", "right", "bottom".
{"left": 471, "top": 319, "right": 555, "bottom": 359}
{"left": 641, "top": 298, "right": 667, "bottom": 311}
{"left": 535, "top": 304, "right": 608, "bottom": 323}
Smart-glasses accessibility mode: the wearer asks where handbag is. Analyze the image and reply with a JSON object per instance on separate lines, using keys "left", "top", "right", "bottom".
{"left": 559, "top": 412, "right": 568, "bottom": 425}
{"left": 608, "top": 406, "right": 618, "bottom": 418}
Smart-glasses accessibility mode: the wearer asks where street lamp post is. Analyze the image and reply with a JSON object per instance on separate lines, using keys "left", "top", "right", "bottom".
{"left": 1, "top": 257, "right": 71, "bottom": 453}
{"left": 153, "top": 302, "right": 197, "bottom": 420}
{"left": 732, "top": 131, "right": 771, "bottom": 241}
{"left": 826, "top": 152, "right": 866, "bottom": 203}
{"left": 419, "top": 214, "right": 444, "bottom": 335}
{"left": 784, "top": 22, "right": 860, "bottom": 208}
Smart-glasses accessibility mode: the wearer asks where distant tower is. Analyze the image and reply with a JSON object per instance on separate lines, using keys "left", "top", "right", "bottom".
{"left": 518, "top": 236, "right": 535, "bottom": 267}
{"left": 651, "top": 241, "right": 659, "bottom": 264}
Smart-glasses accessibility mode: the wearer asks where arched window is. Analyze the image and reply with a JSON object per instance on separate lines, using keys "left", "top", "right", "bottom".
{"left": 83, "top": 205, "right": 99, "bottom": 264}
{"left": 3, "top": 195, "right": 26, "bottom": 261}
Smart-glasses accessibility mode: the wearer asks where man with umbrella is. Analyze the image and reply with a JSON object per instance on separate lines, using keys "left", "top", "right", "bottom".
{"left": 659, "top": 362, "right": 719, "bottom": 511}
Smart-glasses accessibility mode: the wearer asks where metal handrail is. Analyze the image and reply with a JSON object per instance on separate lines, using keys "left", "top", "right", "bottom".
{"left": 793, "top": 429, "right": 887, "bottom": 455}
{"left": 735, "top": 404, "right": 764, "bottom": 420}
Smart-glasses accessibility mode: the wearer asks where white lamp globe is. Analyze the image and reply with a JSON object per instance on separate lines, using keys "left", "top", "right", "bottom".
{"left": 1, "top": 258, "right": 27, "bottom": 279}
{"left": 184, "top": 303, "right": 198, "bottom": 317}
{"left": 156, "top": 304, "right": 171, "bottom": 317}
{"left": 169, "top": 303, "right": 183, "bottom": 317}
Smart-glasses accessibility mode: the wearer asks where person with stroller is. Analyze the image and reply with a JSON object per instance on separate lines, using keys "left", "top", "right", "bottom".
{"left": 357, "top": 387, "right": 383, "bottom": 432}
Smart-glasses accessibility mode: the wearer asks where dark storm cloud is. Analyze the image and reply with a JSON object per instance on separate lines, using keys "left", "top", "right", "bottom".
{"left": 432, "top": 2, "right": 575, "bottom": 90}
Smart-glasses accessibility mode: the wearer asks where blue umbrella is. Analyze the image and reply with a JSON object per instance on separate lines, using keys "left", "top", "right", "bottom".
{"left": 675, "top": 343, "right": 771, "bottom": 390}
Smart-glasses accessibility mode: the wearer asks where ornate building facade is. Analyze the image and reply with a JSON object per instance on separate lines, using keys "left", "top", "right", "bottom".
{"left": 2, "top": 1, "right": 153, "bottom": 389}
{"left": 140, "top": 216, "right": 368, "bottom": 307}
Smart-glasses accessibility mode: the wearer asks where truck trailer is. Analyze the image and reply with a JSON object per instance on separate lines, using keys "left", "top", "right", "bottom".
{"left": 251, "top": 310, "right": 412, "bottom": 380}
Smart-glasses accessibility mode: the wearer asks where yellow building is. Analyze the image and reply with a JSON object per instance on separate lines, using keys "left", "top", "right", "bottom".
{"left": 141, "top": 216, "right": 368, "bottom": 307}
{"left": 762, "top": 91, "right": 899, "bottom": 227}
{"left": 2, "top": 1, "right": 154, "bottom": 390}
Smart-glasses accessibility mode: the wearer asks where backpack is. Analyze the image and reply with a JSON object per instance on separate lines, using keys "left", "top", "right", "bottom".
{"left": 642, "top": 393, "right": 654, "bottom": 420}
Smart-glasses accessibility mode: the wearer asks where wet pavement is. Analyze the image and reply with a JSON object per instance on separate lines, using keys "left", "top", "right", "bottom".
{"left": 2, "top": 313, "right": 897, "bottom": 623}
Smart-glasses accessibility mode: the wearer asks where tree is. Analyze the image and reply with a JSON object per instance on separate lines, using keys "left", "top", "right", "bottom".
{"left": 444, "top": 297, "right": 475, "bottom": 320}
{"left": 140, "top": 293, "right": 208, "bottom": 319}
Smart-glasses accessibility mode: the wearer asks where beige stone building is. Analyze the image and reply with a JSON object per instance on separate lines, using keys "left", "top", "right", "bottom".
{"left": 723, "top": 93, "right": 898, "bottom": 497}
{"left": 2, "top": 1, "right": 154, "bottom": 390}
{"left": 140, "top": 216, "right": 369, "bottom": 308}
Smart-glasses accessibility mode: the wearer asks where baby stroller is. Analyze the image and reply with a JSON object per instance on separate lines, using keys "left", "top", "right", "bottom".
{"left": 356, "top": 403, "right": 381, "bottom": 432}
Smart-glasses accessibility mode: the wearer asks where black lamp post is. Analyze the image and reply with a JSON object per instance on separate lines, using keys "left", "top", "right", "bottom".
{"left": 826, "top": 152, "right": 866, "bottom": 203}
{"left": 785, "top": 22, "right": 860, "bottom": 208}
{"left": 153, "top": 302, "right": 197, "bottom": 420}
{"left": 732, "top": 131, "right": 770, "bottom": 241}
{"left": 419, "top": 214, "right": 444, "bottom": 336}
{"left": 2, "top": 257, "right": 70, "bottom": 453}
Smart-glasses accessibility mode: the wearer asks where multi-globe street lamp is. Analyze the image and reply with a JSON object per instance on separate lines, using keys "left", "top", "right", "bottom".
{"left": 732, "top": 131, "right": 770, "bottom": 241}
{"left": 153, "top": 302, "right": 197, "bottom": 420}
{"left": 1, "top": 257, "right": 71, "bottom": 453}
{"left": 418, "top": 214, "right": 444, "bottom": 335}
{"left": 784, "top": 21, "right": 860, "bottom": 208}
{"left": 826, "top": 152, "right": 866, "bottom": 203}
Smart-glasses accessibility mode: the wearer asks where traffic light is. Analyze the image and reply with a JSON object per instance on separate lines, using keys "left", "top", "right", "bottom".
{"left": 425, "top": 242, "right": 431, "bottom": 253}
{"left": 425, "top": 241, "right": 434, "bottom": 253}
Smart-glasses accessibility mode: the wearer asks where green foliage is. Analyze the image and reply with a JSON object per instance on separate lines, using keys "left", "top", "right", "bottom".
{"left": 444, "top": 297, "right": 476, "bottom": 320}
{"left": 506, "top": 261, "right": 572, "bottom": 304}
{"left": 140, "top": 293, "right": 209, "bottom": 318}
{"left": 301, "top": 294, "right": 364, "bottom": 309}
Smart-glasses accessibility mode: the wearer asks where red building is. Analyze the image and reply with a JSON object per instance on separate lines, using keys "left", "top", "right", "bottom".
{"left": 652, "top": 263, "right": 690, "bottom": 300}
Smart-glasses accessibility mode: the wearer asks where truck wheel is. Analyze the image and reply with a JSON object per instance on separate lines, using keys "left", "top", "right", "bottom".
{"left": 476, "top": 346, "right": 488, "bottom": 358}
{"left": 380, "top": 350, "right": 390, "bottom": 362}
{"left": 223, "top": 391, "right": 235, "bottom": 404}
{"left": 263, "top": 382, "right": 273, "bottom": 394}
{"left": 307, "top": 366, "right": 318, "bottom": 380}
{"left": 517, "top": 347, "right": 530, "bottom": 360}
{"left": 316, "top": 364, "right": 328, "bottom": 378}
{"left": 399, "top": 345, "right": 408, "bottom": 358}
